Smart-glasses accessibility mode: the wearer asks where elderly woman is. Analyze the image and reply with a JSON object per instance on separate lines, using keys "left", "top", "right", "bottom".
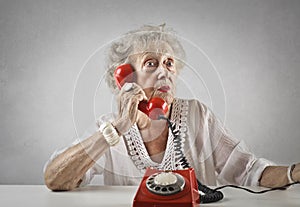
{"left": 44, "top": 25, "right": 299, "bottom": 191}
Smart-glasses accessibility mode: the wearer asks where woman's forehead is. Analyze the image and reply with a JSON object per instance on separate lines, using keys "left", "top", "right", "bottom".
{"left": 132, "top": 41, "right": 174, "bottom": 57}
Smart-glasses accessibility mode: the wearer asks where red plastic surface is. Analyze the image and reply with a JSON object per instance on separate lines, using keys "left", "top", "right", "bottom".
{"left": 114, "top": 64, "right": 168, "bottom": 120}
{"left": 132, "top": 168, "right": 200, "bottom": 207}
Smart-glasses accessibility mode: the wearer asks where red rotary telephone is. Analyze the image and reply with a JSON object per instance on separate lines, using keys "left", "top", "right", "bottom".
{"left": 114, "top": 64, "right": 168, "bottom": 120}
{"left": 114, "top": 65, "right": 226, "bottom": 205}
{"left": 132, "top": 167, "right": 200, "bottom": 207}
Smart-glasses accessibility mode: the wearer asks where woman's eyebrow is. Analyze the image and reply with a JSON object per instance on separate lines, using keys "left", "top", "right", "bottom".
{"left": 141, "top": 52, "right": 156, "bottom": 60}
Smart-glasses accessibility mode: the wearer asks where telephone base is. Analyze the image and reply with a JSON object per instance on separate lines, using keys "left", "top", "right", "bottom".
{"left": 132, "top": 168, "right": 200, "bottom": 207}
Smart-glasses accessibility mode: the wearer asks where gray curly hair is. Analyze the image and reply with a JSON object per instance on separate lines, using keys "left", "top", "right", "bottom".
{"left": 105, "top": 24, "right": 186, "bottom": 94}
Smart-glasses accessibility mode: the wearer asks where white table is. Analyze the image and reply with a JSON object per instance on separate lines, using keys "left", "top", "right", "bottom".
{"left": 0, "top": 185, "right": 299, "bottom": 206}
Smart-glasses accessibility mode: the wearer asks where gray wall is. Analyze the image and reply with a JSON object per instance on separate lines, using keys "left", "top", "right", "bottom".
{"left": 1, "top": 0, "right": 299, "bottom": 184}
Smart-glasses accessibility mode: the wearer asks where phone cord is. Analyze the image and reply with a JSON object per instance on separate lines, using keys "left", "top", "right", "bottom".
{"left": 159, "top": 116, "right": 224, "bottom": 203}
{"left": 159, "top": 116, "right": 300, "bottom": 203}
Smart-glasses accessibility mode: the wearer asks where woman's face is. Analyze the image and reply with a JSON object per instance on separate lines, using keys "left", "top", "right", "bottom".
{"left": 130, "top": 41, "right": 178, "bottom": 105}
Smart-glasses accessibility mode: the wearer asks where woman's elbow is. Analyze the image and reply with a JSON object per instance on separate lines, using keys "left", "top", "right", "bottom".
{"left": 44, "top": 167, "right": 78, "bottom": 191}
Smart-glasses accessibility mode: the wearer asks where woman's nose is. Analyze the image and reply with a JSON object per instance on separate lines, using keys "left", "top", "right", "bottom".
{"left": 157, "top": 64, "right": 169, "bottom": 80}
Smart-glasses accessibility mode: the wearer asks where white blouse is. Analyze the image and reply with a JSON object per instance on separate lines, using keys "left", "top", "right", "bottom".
{"left": 45, "top": 98, "right": 274, "bottom": 186}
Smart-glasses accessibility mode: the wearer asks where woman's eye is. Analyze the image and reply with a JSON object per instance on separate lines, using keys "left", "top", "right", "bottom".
{"left": 144, "top": 59, "right": 158, "bottom": 68}
{"left": 165, "top": 59, "right": 174, "bottom": 67}
{"left": 146, "top": 62, "right": 155, "bottom": 67}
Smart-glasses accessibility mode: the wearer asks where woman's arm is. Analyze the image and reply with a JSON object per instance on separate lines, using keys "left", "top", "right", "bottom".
{"left": 44, "top": 131, "right": 109, "bottom": 191}
{"left": 44, "top": 83, "right": 149, "bottom": 191}
{"left": 259, "top": 163, "right": 300, "bottom": 187}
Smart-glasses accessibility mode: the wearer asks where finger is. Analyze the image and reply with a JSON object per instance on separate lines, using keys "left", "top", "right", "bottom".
{"left": 120, "top": 82, "right": 141, "bottom": 94}
{"left": 134, "top": 88, "right": 148, "bottom": 101}
{"left": 118, "top": 83, "right": 148, "bottom": 118}
{"left": 121, "top": 82, "right": 134, "bottom": 93}
{"left": 129, "top": 83, "right": 148, "bottom": 99}
{"left": 120, "top": 84, "right": 147, "bottom": 102}
{"left": 128, "top": 97, "right": 140, "bottom": 124}
{"left": 135, "top": 94, "right": 146, "bottom": 102}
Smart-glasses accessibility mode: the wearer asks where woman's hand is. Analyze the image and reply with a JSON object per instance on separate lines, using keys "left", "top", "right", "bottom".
{"left": 292, "top": 163, "right": 300, "bottom": 182}
{"left": 112, "top": 82, "right": 151, "bottom": 135}
{"left": 260, "top": 163, "right": 300, "bottom": 188}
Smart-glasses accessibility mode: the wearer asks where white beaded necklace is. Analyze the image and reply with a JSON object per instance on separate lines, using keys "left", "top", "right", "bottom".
{"left": 123, "top": 98, "right": 189, "bottom": 172}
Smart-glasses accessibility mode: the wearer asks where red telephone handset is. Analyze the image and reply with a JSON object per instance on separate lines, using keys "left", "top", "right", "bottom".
{"left": 132, "top": 168, "right": 200, "bottom": 207}
{"left": 114, "top": 64, "right": 168, "bottom": 120}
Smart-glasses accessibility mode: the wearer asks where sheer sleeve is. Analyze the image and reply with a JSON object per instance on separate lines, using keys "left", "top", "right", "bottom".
{"left": 43, "top": 113, "right": 117, "bottom": 186}
{"left": 197, "top": 101, "right": 275, "bottom": 186}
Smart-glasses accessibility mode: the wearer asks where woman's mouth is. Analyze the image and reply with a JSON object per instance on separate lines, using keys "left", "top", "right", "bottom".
{"left": 158, "top": 86, "right": 170, "bottom": 92}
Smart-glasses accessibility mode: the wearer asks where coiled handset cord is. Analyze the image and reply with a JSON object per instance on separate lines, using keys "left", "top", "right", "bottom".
{"left": 159, "top": 116, "right": 223, "bottom": 203}
{"left": 158, "top": 115, "right": 300, "bottom": 203}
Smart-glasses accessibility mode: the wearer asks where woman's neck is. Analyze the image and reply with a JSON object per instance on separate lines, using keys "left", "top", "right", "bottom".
{"left": 140, "top": 120, "right": 169, "bottom": 163}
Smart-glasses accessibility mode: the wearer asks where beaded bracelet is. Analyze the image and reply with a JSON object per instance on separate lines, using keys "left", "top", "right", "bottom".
{"left": 287, "top": 164, "right": 296, "bottom": 183}
{"left": 99, "top": 122, "right": 120, "bottom": 146}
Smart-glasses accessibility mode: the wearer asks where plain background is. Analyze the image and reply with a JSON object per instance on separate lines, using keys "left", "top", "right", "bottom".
{"left": 0, "top": 0, "right": 300, "bottom": 185}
